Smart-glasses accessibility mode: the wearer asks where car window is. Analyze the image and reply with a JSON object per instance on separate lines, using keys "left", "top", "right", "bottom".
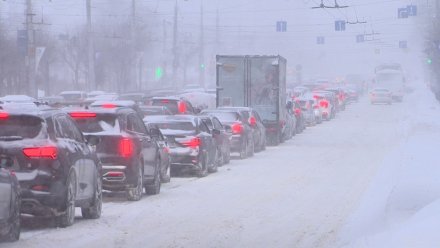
{"left": 252, "top": 111, "right": 262, "bottom": 123}
{"left": 65, "top": 116, "right": 85, "bottom": 142}
{"left": 127, "top": 114, "right": 147, "bottom": 134}
{"left": 55, "top": 115, "right": 81, "bottom": 141}
{"left": 203, "top": 118, "right": 213, "bottom": 129}
{"left": 199, "top": 119, "right": 210, "bottom": 133}
{"left": 213, "top": 117, "right": 223, "bottom": 130}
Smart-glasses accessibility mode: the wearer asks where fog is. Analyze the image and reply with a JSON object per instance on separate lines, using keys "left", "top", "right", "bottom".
{"left": 0, "top": 0, "right": 428, "bottom": 95}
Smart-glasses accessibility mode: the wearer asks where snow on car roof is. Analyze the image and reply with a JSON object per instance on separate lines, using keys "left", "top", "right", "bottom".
{"left": 0, "top": 95, "right": 36, "bottom": 102}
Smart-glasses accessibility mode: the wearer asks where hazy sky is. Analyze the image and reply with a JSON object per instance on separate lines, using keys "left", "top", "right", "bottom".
{"left": 0, "top": 0, "right": 429, "bottom": 82}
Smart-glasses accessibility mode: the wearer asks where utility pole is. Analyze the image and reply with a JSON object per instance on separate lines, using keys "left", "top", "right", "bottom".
{"left": 131, "top": 0, "right": 137, "bottom": 91}
{"left": 199, "top": 0, "right": 205, "bottom": 88}
{"left": 172, "top": 0, "right": 179, "bottom": 89}
{"left": 86, "top": 0, "right": 96, "bottom": 91}
{"left": 26, "top": 0, "right": 37, "bottom": 97}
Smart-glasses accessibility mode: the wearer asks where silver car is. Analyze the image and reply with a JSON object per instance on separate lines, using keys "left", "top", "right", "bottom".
{"left": 370, "top": 88, "right": 392, "bottom": 105}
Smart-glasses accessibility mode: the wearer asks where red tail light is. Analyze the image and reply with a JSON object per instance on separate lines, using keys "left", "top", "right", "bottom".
{"left": 294, "top": 108, "right": 301, "bottom": 115}
{"left": 320, "top": 100, "right": 329, "bottom": 108}
{"left": 249, "top": 116, "right": 257, "bottom": 126}
{"left": 0, "top": 112, "right": 9, "bottom": 119}
{"left": 163, "top": 147, "right": 170, "bottom": 153}
{"left": 119, "top": 138, "right": 134, "bottom": 158}
{"left": 231, "top": 123, "right": 243, "bottom": 134}
{"left": 178, "top": 101, "right": 187, "bottom": 113}
{"left": 102, "top": 103, "right": 117, "bottom": 109}
{"left": 23, "top": 146, "right": 57, "bottom": 159}
{"left": 32, "top": 185, "right": 49, "bottom": 191}
{"left": 69, "top": 112, "right": 97, "bottom": 118}
{"left": 181, "top": 137, "right": 201, "bottom": 148}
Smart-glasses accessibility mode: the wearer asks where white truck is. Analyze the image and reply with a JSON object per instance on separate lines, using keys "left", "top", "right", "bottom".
{"left": 373, "top": 64, "right": 406, "bottom": 102}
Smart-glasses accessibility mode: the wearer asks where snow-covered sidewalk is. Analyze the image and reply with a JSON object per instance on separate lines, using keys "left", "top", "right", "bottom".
{"left": 339, "top": 83, "right": 440, "bottom": 248}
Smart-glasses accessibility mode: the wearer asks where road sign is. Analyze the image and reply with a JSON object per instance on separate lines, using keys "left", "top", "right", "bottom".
{"left": 399, "top": 40, "right": 408, "bottom": 49}
{"left": 398, "top": 8, "right": 409, "bottom": 18}
{"left": 335, "top": 20, "right": 346, "bottom": 31}
{"left": 317, "top": 36, "right": 325, "bottom": 45}
{"left": 407, "top": 5, "right": 417, "bottom": 16}
{"left": 356, "top": 35, "right": 365, "bottom": 43}
{"left": 276, "top": 21, "right": 287, "bottom": 32}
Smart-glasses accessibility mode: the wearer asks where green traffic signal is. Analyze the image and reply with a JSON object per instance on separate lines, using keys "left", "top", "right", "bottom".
{"left": 427, "top": 58, "right": 433, "bottom": 65}
{"left": 155, "top": 67, "right": 163, "bottom": 79}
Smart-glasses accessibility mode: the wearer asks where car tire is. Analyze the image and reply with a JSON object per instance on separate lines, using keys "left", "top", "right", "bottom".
{"left": 145, "top": 162, "right": 161, "bottom": 195}
{"left": 57, "top": 170, "right": 77, "bottom": 228}
{"left": 208, "top": 149, "right": 219, "bottom": 173}
{"left": 196, "top": 154, "right": 208, "bottom": 177}
{"left": 160, "top": 159, "right": 171, "bottom": 183}
{"left": 239, "top": 140, "right": 248, "bottom": 159}
{"left": 127, "top": 161, "right": 144, "bottom": 201}
{"left": 3, "top": 188, "right": 20, "bottom": 242}
{"left": 81, "top": 172, "right": 102, "bottom": 219}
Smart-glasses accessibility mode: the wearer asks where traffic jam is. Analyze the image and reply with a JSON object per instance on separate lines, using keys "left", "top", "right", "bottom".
{"left": 0, "top": 55, "right": 377, "bottom": 242}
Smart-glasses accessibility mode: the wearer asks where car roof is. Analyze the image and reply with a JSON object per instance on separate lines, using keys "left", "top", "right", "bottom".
{"left": 64, "top": 105, "right": 135, "bottom": 115}
{"left": 152, "top": 96, "right": 182, "bottom": 101}
{"left": 143, "top": 115, "right": 198, "bottom": 124}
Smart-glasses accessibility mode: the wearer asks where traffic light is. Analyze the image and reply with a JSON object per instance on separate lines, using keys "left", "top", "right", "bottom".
{"left": 200, "top": 64, "right": 205, "bottom": 69}
{"left": 155, "top": 67, "right": 163, "bottom": 79}
{"left": 427, "top": 58, "right": 433, "bottom": 65}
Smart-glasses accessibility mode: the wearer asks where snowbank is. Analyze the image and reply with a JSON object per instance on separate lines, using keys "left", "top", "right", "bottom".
{"left": 339, "top": 82, "right": 440, "bottom": 247}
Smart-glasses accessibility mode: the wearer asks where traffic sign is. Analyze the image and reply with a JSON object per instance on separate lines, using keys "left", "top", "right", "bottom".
{"left": 335, "top": 20, "right": 346, "bottom": 31}
{"left": 407, "top": 5, "right": 417, "bottom": 16}
{"left": 398, "top": 8, "right": 409, "bottom": 18}
{"left": 276, "top": 21, "right": 287, "bottom": 32}
{"left": 317, "top": 36, "right": 325, "bottom": 45}
{"left": 356, "top": 35, "right": 365, "bottom": 43}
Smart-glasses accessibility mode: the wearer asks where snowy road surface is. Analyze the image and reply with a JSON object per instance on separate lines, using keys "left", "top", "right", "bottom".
{"left": 3, "top": 91, "right": 417, "bottom": 248}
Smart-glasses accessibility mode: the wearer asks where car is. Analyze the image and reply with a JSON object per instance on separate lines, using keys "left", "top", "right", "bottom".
{"left": 200, "top": 109, "right": 255, "bottom": 159}
{"left": 59, "top": 91, "right": 88, "bottom": 103}
{"left": 291, "top": 100, "right": 305, "bottom": 133}
{"left": 312, "top": 91, "right": 335, "bottom": 121}
{"left": 140, "top": 106, "right": 173, "bottom": 117}
{"left": 67, "top": 105, "right": 163, "bottom": 201}
{"left": 144, "top": 115, "right": 218, "bottom": 177}
{"left": 85, "top": 93, "right": 118, "bottom": 104}
{"left": 298, "top": 98, "right": 317, "bottom": 126}
{"left": 142, "top": 121, "right": 171, "bottom": 183}
{"left": 324, "top": 88, "right": 347, "bottom": 111}
{"left": 90, "top": 100, "right": 144, "bottom": 117}
{"left": 117, "top": 93, "right": 150, "bottom": 105}
{"left": 217, "top": 107, "right": 267, "bottom": 150}
{"left": 370, "top": 88, "right": 392, "bottom": 105}
{"left": 0, "top": 95, "right": 36, "bottom": 103}
{"left": 199, "top": 115, "right": 232, "bottom": 165}
{"left": 0, "top": 108, "right": 102, "bottom": 227}
{"left": 151, "top": 97, "right": 198, "bottom": 115}
{"left": 0, "top": 166, "right": 20, "bottom": 242}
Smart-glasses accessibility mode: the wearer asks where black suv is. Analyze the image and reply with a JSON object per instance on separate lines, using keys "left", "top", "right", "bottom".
{"left": 67, "top": 105, "right": 162, "bottom": 201}
{"left": 0, "top": 108, "right": 102, "bottom": 227}
{"left": 199, "top": 115, "right": 232, "bottom": 166}
{"left": 0, "top": 166, "right": 20, "bottom": 242}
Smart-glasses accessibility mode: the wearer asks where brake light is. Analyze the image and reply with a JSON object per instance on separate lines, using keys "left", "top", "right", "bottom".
{"left": 69, "top": 112, "right": 97, "bottom": 118}
{"left": 249, "top": 116, "right": 257, "bottom": 126}
{"left": 178, "top": 101, "right": 187, "bottom": 113}
{"left": 119, "top": 138, "right": 134, "bottom": 158}
{"left": 181, "top": 137, "right": 201, "bottom": 148}
{"left": 294, "top": 108, "right": 301, "bottom": 115}
{"left": 23, "top": 146, "right": 57, "bottom": 159}
{"left": 163, "top": 147, "right": 170, "bottom": 153}
{"left": 32, "top": 185, "right": 49, "bottom": 191}
{"left": 320, "top": 101, "right": 329, "bottom": 108}
{"left": 102, "top": 103, "right": 117, "bottom": 108}
{"left": 231, "top": 123, "right": 243, "bottom": 134}
{"left": 0, "top": 112, "right": 9, "bottom": 119}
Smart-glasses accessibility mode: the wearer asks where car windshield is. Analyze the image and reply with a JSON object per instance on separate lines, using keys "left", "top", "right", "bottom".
{"left": 0, "top": 115, "right": 44, "bottom": 139}
{"left": 141, "top": 108, "right": 165, "bottom": 116}
{"left": 152, "top": 100, "right": 178, "bottom": 114}
{"left": 73, "top": 114, "right": 120, "bottom": 133}
{"left": 61, "top": 93, "right": 82, "bottom": 101}
{"left": 149, "top": 121, "right": 195, "bottom": 133}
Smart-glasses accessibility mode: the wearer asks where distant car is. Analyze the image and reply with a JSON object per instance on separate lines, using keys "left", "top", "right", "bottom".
{"left": 370, "top": 88, "right": 392, "bottom": 105}
{"left": 140, "top": 106, "right": 172, "bottom": 117}
{"left": 117, "top": 93, "right": 150, "bottom": 105}
{"left": 291, "top": 100, "right": 305, "bottom": 133}
{"left": 345, "top": 88, "right": 359, "bottom": 102}
{"left": 298, "top": 98, "right": 317, "bottom": 126}
{"left": 38, "top": 96, "right": 64, "bottom": 107}
{"left": 313, "top": 91, "right": 335, "bottom": 121}
{"left": 85, "top": 93, "right": 118, "bottom": 103}
{"left": 67, "top": 105, "right": 163, "bottom": 201}
{"left": 144, "top": 115, "right": 218, "bottom": 177}
{"left": 200, "top": 109, "right": 255, "bottom": 159}
{"left": 0, "top": 108, "right": 102, "bottom": 227}
{"left": 90, "top": 100, "right": 144, "bottom": 118}
{"left": 151, "top": 97, "right": 197, "bottom": 115}
{"left": 218, "top": 107, "right": 267, "bottom": 152}
{"left": 0, "top": 95, "right": 36, "bottom": 103}
{"left": 59, "top": 91, "right": 88, "bottom": 103}
{"left": 325, "top": 88, "right": 347, "bottom": 111}
{"left": 87, "top": 91, "right": 107, "bottom": 98}
{"left": 0, "top": 167, "right": 20, "bottom": 242}
{"left": 199, "top": 115, "right": 232, "bottom": 165}
{"left": 291, "top": 86, "right": 311, "bottom": 99}
{"left": 181, "top": 84, "right": 205, "bottom": 93}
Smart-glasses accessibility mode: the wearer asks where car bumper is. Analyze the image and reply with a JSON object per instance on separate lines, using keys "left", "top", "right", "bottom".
{"left": 101, "top": 161, "right": 137, "bottom": 191}
{"left": 230, "top": 135, "right": 244, "bottom": 153}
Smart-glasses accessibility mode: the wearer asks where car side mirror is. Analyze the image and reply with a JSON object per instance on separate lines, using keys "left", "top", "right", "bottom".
{"left": 150, "top": 127, "right": 161, "bottom": 139}
{"left": 85, "top": 135, "right": 100, "bottom": 146}
{"left": 212, "top": 129, "right": 221, "bottom": 135}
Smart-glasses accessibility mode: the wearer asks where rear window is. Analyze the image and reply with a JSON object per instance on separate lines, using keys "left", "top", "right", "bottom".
{"left": 204, "top": 112, "right": 239, "bottom": 123}
{"left": 0, "top": 115, "right": 44, "bottom": 139}
{"left": 61, "top": 94, "right": 82, "bottom": 101}
{"left": 141, "top": 108, "right": 165, "bottom": 116}
{"left": 152, "top": 100, "right": 178, "bottom": 114}
{"left": 150, "top": 121, "right": 195, "bottom": 132}
{"left": 72, "top": 114, "right": 120, "bottom": 133}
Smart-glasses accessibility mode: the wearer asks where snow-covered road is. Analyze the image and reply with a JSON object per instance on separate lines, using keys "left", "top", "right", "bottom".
{"left": 3, "top": 92, "right": 416, "bottom": 248}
